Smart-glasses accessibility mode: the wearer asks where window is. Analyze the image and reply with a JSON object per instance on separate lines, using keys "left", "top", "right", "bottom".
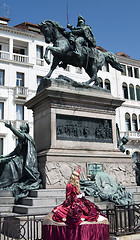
{"left": 0, "top": 138, "right": 3, "bottom": 155}
{"left": 76, "top": 67, "right": 82, "bottom": 74}
{"left": 65, "top": 65, "right": 70, "bottom": 72}
{"left": 13, "top": 47, "right": 25, "bottom": 55}
{"left": 0, "top": 70, "right": 4, "bottom": 86}
{"left": 125, "top": 113, "right": 131, "bottom": 131}
{"left": 121, "top": 65, "right": 126, "bottom": 76}
{"left": 37, "top": 76, "right": 43, "bottom": 86}
{"left": 0, "top": 102, "right": 4, "bottom": 119}
{"left": 136, "top": 85, "right": 140, "bottom": 101}
{"left": 122, "top": 83, "right": 128, "bottom": 99}
{"left": 129, "top": 84, "right": 135, "bottom": 100}
{"left": 104, "top": 79, "right": 111, "bottom": 92}
{"left": 36, "top": 45, "right": 43, "bottom": 59}
{"left": 98, "top": 78, "right": 103, "bottom": 88}
{"left": 16, "top": 104, "right": 24, "bottom": 120}
{"left": 16, "top": 72, "right": 24, "bottom": 87}
{"left": 132, "top": 114, "right": 138, "bottom": 131}
{"left": 127, "top": 66, "right": 133, "bottom": 77}
{"left": 134, "top": 68, "right": 139, "bottom": 79}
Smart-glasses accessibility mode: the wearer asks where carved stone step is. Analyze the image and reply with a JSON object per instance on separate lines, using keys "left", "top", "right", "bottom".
{"left": 125, "top": 186, "right": 140, "bottom": 194}
{"left": 20, "top": 197, "right": 65, "bottom": 206}
{"left": 133, "top": 193, "right": 140, "bottom": 202}
{"left": 0, "top": 205, "right": 13, "bottom": 213}
{"left": 13, "top": 200, "right": 114, "bottom": 215}
{"left": 29, "top": 189, "right": 66, "bottom": 198}
{"left": 0, "top": 190, "right": 13, "bottom": 197}
{"left": 0, "top": 197, "right": 15, "bottom": 205}
{"left": 13, "top": 205, "right": 54, "bottom": 214}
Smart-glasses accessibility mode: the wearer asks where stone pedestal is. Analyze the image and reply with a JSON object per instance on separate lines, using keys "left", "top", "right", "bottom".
{"left": 26, "top": 78, "right": 135, "bottom": 188}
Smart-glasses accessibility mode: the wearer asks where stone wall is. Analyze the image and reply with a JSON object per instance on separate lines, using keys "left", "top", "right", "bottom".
{"left": 39, "top": 160, "right": 135, "bottom": 188}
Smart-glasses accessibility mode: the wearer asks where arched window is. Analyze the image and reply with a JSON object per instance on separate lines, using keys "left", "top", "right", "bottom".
{"left": 122, "top": 83, "right": 128, "bottom": 99}
{"left": 104, "top": 79, "right": 111, "bottom": 92}
{"left": 129, "top": 84, "right": 135, "bottom": 100}
{"left": 136, "top": 85, "right": 140, "bottom": 101}
{"left": 98, "top": 77, "right": 103, "bottom": 88}
{"left": 132, "top": 114, "right": 138, "bottom": 131}
{"left": 125, "top": 113, "right": 131, "bottom": 131}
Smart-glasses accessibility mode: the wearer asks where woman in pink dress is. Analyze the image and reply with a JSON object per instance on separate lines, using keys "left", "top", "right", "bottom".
{"left": 52, "top": 168, "right": 106, "bottom": 228}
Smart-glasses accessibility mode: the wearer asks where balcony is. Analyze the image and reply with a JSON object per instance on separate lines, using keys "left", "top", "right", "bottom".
{"left": 36, "top": 58, "right": 44, "bottom": 66}
{"left": 14, "top": 86, "right": 28, "bottom": 99}
{"left": 121, "top": 131, "right": 140, "bottom": 142}
{"left": 0, "top": 50, "right": 10, "bottom": 60}
{"left": 13, "top": 53, "right": 29, "bottom": 63}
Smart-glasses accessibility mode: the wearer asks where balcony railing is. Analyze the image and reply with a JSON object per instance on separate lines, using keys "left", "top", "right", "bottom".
{"left": 121, "top": 131, "right": 140, "bottom": 141}
{"left": 36, "top": 58, "right": 44, "bottom": 66}
{"left": 0, "top": 50, "right": 46, "bottom": 66}
{"left": 0, "top": 50, "right": 10, "bottom": 60}
{"left": 12, "top": 53, "right": 29, "bottom": 63}
{"left": 14, "top": 86, "right": 28, "bottom": 99}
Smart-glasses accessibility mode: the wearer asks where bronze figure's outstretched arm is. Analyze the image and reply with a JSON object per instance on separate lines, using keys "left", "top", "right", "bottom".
{"left": 4, "top": 121, "right": 25, "bottom": 140}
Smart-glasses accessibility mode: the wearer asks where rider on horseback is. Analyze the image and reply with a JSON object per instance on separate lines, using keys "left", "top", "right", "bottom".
{"left": 67, "top": 15, "right": 97, "bottom": 58}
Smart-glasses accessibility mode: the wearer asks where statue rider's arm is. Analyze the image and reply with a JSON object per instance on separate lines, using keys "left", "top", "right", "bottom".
{"left": 71, "top": 28, "right": 83, "bottom": 36}
{"left": 67, "top": 24, "right": 83, "bottom": 35}
{"left": 4, "top": 122, "right": 25, "bottom": 141}
{"left": 67, "top": 24, "right": 75, "bottom": 30}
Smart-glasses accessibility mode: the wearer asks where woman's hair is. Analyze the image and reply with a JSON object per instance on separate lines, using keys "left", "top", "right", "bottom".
{"left": 68, "top": 171, "right": 81, "bottom": 193}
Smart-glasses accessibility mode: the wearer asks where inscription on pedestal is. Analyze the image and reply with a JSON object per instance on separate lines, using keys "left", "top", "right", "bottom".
{"left": 56, "top": 114, "right": 113, "bottom": 143}
{"left": 88, "top": 164, "right": 103, "bottom": 176}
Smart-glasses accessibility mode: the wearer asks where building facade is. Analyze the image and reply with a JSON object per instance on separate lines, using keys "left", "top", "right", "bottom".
{"left": 0, "top": 17, "right": 139, "bottom": 179}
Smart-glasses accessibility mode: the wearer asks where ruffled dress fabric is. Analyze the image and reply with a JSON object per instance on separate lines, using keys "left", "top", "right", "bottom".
{"left": 52, "top": 183, "right": 102, "bottom": 228}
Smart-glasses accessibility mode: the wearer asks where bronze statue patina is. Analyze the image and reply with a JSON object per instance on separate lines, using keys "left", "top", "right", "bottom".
{"left": 116, "top": 123, "right": 128, "bottom": 153}
{"left": 39, "top": 16, "right": 123, "bottom": 86}
{"left": 67, "top": 15, "right": 96, "bottom": 59}
{"left": 0, "top": 122, "right": 41, "bottom": 202}
{"left": 80, "top": 172, "right": 133, "bottom": 205}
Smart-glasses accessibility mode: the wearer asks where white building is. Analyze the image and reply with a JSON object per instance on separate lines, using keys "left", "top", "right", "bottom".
{"left": 0, "top": 17, "right": 139, "bottom": 178}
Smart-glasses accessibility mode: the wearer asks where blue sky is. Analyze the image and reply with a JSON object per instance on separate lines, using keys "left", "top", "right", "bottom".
{"left": 0, "top": 0, "right": 140, "bottom": 60}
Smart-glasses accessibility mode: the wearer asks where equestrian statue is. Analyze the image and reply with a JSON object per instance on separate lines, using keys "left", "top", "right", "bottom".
{"left": 39, "top": 15, "right": 123, "bottom": 86}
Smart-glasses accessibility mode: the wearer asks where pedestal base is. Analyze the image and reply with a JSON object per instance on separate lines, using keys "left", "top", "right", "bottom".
{"left": 26, "top": 78, "right": 136, "bottom": 188}
{"left": 43, "top": 213, "right": 109, "bottom": 240}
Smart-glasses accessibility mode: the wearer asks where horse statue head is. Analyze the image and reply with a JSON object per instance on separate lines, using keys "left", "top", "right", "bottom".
{"left": 39, "top": 20, "right": 67, "bottom": 44}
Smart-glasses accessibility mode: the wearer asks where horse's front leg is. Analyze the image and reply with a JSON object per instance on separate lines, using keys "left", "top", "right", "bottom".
{"left": 44, "top": 46, "right": 51, "bottom": 65}
{"left": 46, "top": 58, "right": 60, "bottom": 78}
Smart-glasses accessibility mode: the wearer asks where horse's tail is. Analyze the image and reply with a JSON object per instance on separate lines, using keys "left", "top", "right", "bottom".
{"left": 104, "top": 52, "right": 124, "bottom": 72}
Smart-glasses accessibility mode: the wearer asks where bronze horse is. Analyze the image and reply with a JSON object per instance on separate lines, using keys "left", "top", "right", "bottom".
{"left": 39, "top": 20, "right": 123, "bottom": 86}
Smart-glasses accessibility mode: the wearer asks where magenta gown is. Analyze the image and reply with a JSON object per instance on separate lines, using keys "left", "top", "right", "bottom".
{"left": 52, "top": 183, "right": 102, "bottom": 228}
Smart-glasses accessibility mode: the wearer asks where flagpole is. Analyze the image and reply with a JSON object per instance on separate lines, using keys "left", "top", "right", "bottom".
{"left": 66, "top": 0, "right": 69, "bottom": 25}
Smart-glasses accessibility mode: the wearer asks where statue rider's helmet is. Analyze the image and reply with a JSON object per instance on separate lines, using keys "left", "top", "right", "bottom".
{"left": 77, "top": 15, "right": 85, "bottom": 27}
{"left": 20, "top": 123, "right": 29, "bottom": 133}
